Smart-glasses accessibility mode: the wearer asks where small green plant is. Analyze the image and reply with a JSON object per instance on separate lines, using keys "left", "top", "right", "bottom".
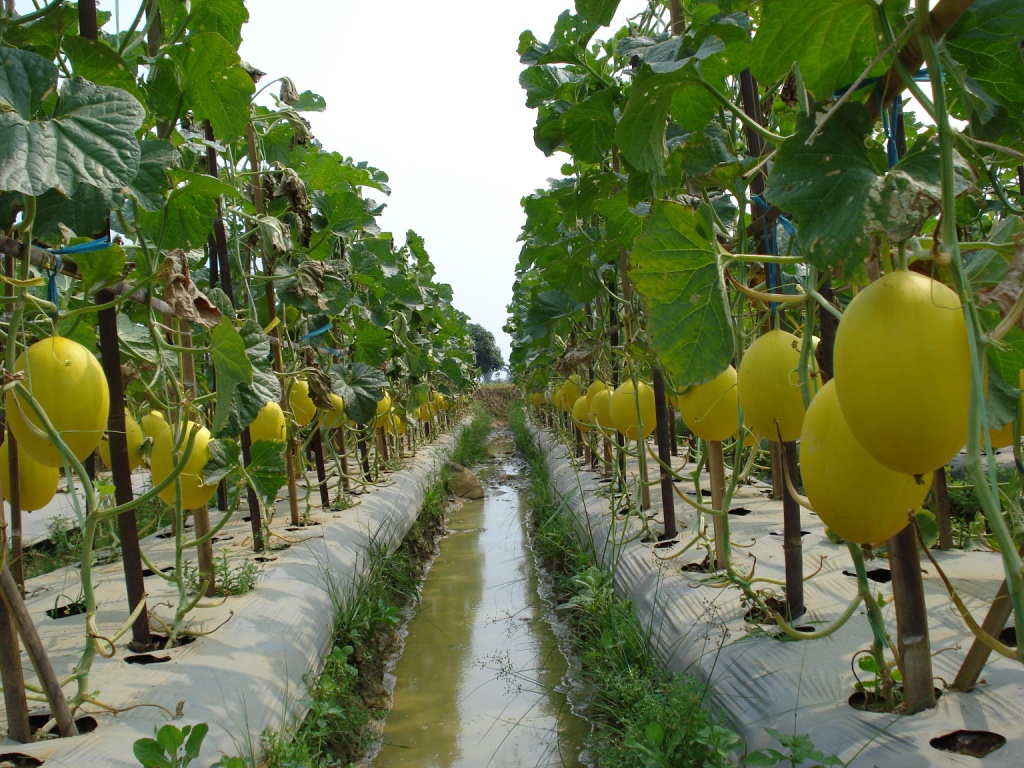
{"left": 183, "top": 550, "right": 260, "bottom": 597}
{"left": 746, "top": 729, "right": 843, "bottom": 767}
{"left": 133, "top": 723, "right": 208, "bottom": 768}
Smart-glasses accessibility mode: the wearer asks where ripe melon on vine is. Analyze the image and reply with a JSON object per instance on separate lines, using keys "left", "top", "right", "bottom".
{"left": 588, "top": 387, "right": 616, "bottom": 436}
{"left": 141, "top": 410, "right": 170, "bottom": 440}
{"left": 610, "top": 380, "right": 656, "bottom": 441}
{"left": 150, "top": 421, "right": 217, "bottom": 510}
{"left": 572, "top": 395, "right": 592, "bottom": 432}
{"left": 677, "top": 366, "right": 739, "bottom": 442}
{"left": 249, "top": 402, "right": 286, "bottom": 444}
{"left": 833, "top": 271, "right": 970, "bottom": 476}
{"left": 374, "top": 391, "right": 393, "bottom": 428}
{"left": 0, "top": 440, "right": 59, "bottom": 511}
{"left": 288, "top": 379, "right": 317, "bottom": 427}
{"left": 801, "top": 381, "right": 931, "bottom": 544}
{"left": 322, "top": 394, "right": 346, "bottom": 430}
{"left": 5, "top": 336, "right": 110, "bottom": 467}
{"left": 99, "top": 410, "right": 145, "bottom": 471}
{"left": 737, "top": 330, "right": 817, "bottom": 443}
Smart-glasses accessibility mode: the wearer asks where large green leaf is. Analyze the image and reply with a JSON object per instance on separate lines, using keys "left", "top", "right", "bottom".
{"left": 75, "top": 243, "right": 127, "bottom": 297}
{"left": 166, "top": 32, "right": 254, "bottom": 141}
{"left": 519, "top": 65, "right": 576, "bottom": 108}
{"left": 139, "top": 169, "right": 238, "bottom": 250}
{"left": 245, "top": 439, "right": 288, "bottom": 506}
{"left": 576, "top": 0, "right": 620, "bottom": 26}
{"left": 765, "top": 104, "right": 883, "bottom": 269}
{"left": 330, "top": 363, "right": 386, "bottom": 425}
{"left": 945, "top": 0, "right": 1024, "bottom": 141}
{"left": 210, "top": 319, "right": 253, "bottom": 435}
{"left": 767, "top": 105, "right": 974, "bottom": 271}
{"left": 213, "top": 321, "right": 281, "bottom": 439}
{"left": 561, "top": 89, "right": 618, "bottom": 164}
{"left": 0, "top": 49, "right": 144, "bottom": 196}
{"left": 63, "top": 37, "right": 143, "bottom": 103}
{"left": 629, "top": 201, "right": 734, "bottom": 386}
{"left": 750, "top": 0, "right": 880, "bottom": 100}
{"left": 615, "top": 37, "right": 724, "bottom": 175}
{"left": 34, "top": 184, "right": 114, "bottom": 242}
{"left": 128, "top": 140, "right": 178, "bottom": 212}
{"left": 188, "top": 0, "right": 249, "bottom": 48}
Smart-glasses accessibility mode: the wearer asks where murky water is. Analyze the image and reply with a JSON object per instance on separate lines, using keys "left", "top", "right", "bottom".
{"left": 374, "top": 442, "right": 589, "bottom": 768}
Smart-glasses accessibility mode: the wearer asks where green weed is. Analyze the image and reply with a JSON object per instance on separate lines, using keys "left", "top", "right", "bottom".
{"left": 510, "top": 403, "right": 740, "bottom": 768}
{"left": 182, "top": 549, "right": 260, "bottom": 597}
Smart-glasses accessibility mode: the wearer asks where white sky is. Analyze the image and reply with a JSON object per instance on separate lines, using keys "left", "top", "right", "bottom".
{"left": 235, "top": 0, "right": 582, "bottom": 367}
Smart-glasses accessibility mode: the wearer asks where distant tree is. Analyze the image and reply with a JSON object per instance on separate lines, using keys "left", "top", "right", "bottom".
{"left": 468, "top": 323, "right": 505, "bottom": 380}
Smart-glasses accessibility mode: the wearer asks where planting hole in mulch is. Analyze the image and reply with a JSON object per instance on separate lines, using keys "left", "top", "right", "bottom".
{"left": 615, "top": 507, "right": 630, "bottom": 517}
{"left": 0, "top": 752, "right": 44, "bottom": 766}
{"left": 284, "top": 521, "right": 323, "bottom": 532}
{"left": 930, "top": 730, "right": 1006, "bottom": 758}
{"left": 253, "top": 556, "right": 277, "bottom": 563}
{"left": 211, "top": 535, "right": 234, "bottom": 543}
{"left": 654, "top": 538, "right": 679, "bottom": 549}
{"left": 848, "top": 687, "right": 941, "bottom": 713}
{"left": 26, "top": 712, "right": 98, "bottom": 735}
{"left": 744, "top": 595, "right": 788, "bottom": 624}
{"left": 769, "top": 530, "right": 810, "bottom": 537}
{"left": 145, "top": 633, "right": 198, "bottom": 651}
{"left": 729, "top": 507, "right": 752, "bottom": 516}
{"left": 999, "top": 625, "right": 1016, "bottom": 647}
{"left": 45, "top": 600, "right": 85, "bottom": 620}
{"left": 141, "top": 565, "right": 176, "bottom": 577}
{"left": 125, "top": 653, "right": 172, "bottom": 665}
{"left": 842, "top": 568, "right": 893, "bottom": 584}
{"left": 681, "top": 555, "right": 713, "bottom": 573}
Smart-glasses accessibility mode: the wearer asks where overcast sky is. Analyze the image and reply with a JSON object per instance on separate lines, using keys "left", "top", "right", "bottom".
{"left": 236, "top": 0, "right": 582, "bottom": 368}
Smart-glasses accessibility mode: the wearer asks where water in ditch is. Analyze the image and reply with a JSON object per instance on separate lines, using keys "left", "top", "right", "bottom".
{"left": 373, "top": 435, "right": 589, "bottom": 767}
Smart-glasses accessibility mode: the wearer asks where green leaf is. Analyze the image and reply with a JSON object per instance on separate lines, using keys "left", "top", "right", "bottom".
{"left": 211, "top": 320, "right": 253, "bottom": 435}
{"left": 181, "top": 722, "right": 209, "bottom": 760}
{"left": 629, "top": 201, "right": 734, "bottom": 387}
{"left": 188, "top": 0, "right": 249, "bottom": 48}
{"left": 750, "top": 0, "right": 880, "bottom": 100}
{"left": 34, "top": 184, "right": 114, "bottom": 243}
{"left": 203, "top": 438, "right": 240, "bottom": 486}
{"left": 128, "top": 140, "right": 179, "bottom": 212}
{"left": 745, "top": 749, "right": 787, "bottom": 766}
{"left": 139, "top": 170, "right": 239, "bottom": 250}
{"left": 156, "top": 724, "right": 186, "bottom": 756}
{"left": 76, "top": 243, "right": 127, "bottom": 296}
{"left": 765, "top": 103, "right": 883, "bottom": 269}
{"left": 561, "top": 89, "right": 618, "bottom": 164}
{"left": 63, "top": 37, "right": 143, "bottom": 103}
{"left": 290, "top": 90, "right": 327, "bottom": 112}
{"left": 167, "top": 32, "right": 254, "bottom": 141}
{"left": 132, "top": 737, "right": 173, "bottom": 768}
{"left": 576, "top": 0, "right": 620, "bottom": 27}
{"left": 0, "top": 46, "right": 58, "bottom": 117}
{"left": 945, "top": 0, "right": 1024, "bottom": 140}
{"left": 519, "top": 65, "right": 576, "bottom": 108}
{"left": 330, "top": 362, "right": 386, "bottom": 425}
{"left": 0, "top": 50, "right": 144, "bottom": 196}
{"left": 213, "top": 321, "right": 280, "bottom": 439}
{"left": 246, "top": 439, "right": 288, "bottom": 505}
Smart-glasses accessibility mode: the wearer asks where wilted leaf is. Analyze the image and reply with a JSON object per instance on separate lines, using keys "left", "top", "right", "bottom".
{"left": 159, "top": 250, "right": 222, "bottom": 328}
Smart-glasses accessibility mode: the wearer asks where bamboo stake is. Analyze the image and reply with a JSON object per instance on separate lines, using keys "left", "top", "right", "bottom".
{"left": 887, "top": 524, "right": 936, "bottom": 713}
{"left": 0, "top": 563, "right": 77, "bottom": 737}
{"left": 652, "top": 369, "right": 676, "bottom": 539}
{"left": 176, "top": 319, "right": 216, "bottom": 594}
{"left": 708, "top": 440, "right": 728, "bottom": 569}
{"left": 781, "top": 440, "right": 805, "bottom": 619}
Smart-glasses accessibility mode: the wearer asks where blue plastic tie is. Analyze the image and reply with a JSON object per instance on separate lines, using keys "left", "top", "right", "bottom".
{"left": 298, "top": 323, "right": 332, "bottom": 342}
{"left": 46, "top": 254, "right": 61, "bottom": 320}
{"left": 49, "top": 236, "right": 111, "bottom": 255}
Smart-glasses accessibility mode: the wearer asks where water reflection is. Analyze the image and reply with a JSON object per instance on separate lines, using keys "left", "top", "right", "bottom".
{"left": 374, "top": 451, "right": 587, "bottom": 768}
